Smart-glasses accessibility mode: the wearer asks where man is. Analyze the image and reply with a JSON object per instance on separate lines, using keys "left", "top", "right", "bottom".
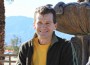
{"left": 16, "top": 5, "right": 77, "bottom": 65}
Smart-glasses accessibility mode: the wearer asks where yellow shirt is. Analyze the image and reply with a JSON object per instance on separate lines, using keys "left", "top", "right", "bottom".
{"left": 32, "top": 38, "right": 50, "bottom": 65}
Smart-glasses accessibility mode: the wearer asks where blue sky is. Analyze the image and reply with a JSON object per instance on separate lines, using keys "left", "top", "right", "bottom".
{"left": 5, "top": 0, "right": 77, "bottom": 18}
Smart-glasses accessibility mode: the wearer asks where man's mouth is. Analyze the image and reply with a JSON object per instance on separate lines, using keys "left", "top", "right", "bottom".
{"left": 40, "top": 31, "right": 48, "bottom": 33}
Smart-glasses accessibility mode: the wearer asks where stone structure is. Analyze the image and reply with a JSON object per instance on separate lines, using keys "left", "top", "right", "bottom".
{"left": 54, "top": 0, "right": 90, "bottom": 65}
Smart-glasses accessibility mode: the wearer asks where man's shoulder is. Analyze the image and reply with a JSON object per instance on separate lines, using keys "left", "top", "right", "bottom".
{"left": 56, "top": 36, "right": 71, "bottom": 46}
{"left": 20, "top": 39, "right": 32, "bottom": 49}
{"left": 56, "top": 36, "right": 70, "bottom": 43}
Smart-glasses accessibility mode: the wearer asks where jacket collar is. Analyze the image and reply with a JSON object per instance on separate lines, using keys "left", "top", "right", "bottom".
{"left": 31, "top": 31, "right": 58, "bottom": 45}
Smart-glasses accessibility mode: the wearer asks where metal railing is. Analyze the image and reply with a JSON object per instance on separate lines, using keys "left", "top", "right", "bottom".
{"left": 0, "top": 54, "right": 18, "bottom": 65}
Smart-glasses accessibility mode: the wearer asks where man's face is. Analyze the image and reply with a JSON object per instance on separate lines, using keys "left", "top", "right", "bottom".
{"left": 34, "top": 13, "right": 57, "bottom": 39}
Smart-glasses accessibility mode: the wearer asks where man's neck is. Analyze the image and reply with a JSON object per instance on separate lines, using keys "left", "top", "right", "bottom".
{"left": 38, "top": 37, "right": 51, "bottom": 45}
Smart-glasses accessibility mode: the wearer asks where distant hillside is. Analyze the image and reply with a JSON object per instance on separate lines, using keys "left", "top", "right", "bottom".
{"left": 5, "top": 16, "right": 35, "bottom": 44}
{"left": 5, "top": 16, "right": 73, "bottom": 45}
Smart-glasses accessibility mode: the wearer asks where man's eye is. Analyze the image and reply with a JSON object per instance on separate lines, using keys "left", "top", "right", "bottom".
{"left": 46, "top": 23, "right": 50, "bottom": 25}
{"left": 46, "top": 23, "right": 49, "bottom": 24}
{"left": 38, "top": 22, "right": 42, "bottom": 24}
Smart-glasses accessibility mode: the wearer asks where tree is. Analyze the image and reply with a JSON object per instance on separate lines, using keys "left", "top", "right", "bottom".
{"left": 0, "top": 0, "right": 5, "bottom": 65}
{"left": 0, "top": 0, "right": 14, "bottom": 64}
{"left": 10, "top": 35, "right": 22, "bottom": 54}
{"left": 5, "top": 0, "right": 14, "bottom": 4}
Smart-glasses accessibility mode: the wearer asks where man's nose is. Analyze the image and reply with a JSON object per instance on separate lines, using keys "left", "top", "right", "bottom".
{"left": 41, "top": 24, "right": 47, "bottom": 28}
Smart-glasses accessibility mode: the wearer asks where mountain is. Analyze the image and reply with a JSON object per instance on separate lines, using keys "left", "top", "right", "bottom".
{"left": 5, "top": 16, "right": 74, "bottom": 45}
{"left": 5, "top": 16, "right": 35, "bottom": 44}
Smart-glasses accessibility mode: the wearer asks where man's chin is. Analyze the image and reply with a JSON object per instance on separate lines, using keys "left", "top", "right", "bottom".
{"left": 38, "top": 35, "right": 49, "bottom": 39}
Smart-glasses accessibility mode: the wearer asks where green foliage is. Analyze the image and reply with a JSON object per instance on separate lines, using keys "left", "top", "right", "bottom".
{"left": 5, "top": 46, "right": 13, "bottom": 50}
{"left": 5, "top": 0, "right": 14, "bottom": 4}
{"left": 5, "top": 35, "right": 22, "bottom": 54}
{"left": 13, "top": 46, "right": 19, "bottom": 54}
{"left": 10, "top": 35, "right": 21, "bottom": 54}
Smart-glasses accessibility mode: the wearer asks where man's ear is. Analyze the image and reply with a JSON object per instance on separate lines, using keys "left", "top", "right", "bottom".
{"left": 55, "top": 23, "right": 57, "bottom": 29}
{"left": 33, "top": 23, "right": 36, "bottom": 29}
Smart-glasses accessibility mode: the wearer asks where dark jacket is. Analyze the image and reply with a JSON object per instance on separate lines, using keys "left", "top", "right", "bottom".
{"left": 16, "top": 34, "right": 77, "bottom": 65}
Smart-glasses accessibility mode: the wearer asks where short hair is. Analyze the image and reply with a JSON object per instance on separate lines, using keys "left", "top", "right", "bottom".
{"left": 34, "top": 4, "right": 57, "bottom": 24}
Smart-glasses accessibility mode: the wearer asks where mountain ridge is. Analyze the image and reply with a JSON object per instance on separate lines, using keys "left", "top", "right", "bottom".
{"left": 5, "top": 16, "right": 35, "bottom": 44}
